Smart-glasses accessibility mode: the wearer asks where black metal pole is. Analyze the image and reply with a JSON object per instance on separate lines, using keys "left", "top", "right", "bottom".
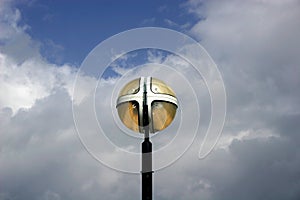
{"left": 142, "top": 136, "right": 152, "bottom": 200}
{"left": 141, "top": 82, "right": 153, "bottom": 200}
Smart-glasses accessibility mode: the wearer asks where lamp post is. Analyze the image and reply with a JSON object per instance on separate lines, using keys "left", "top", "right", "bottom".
{"left": 116, "top": 77, "right": 178, "bottom": 200}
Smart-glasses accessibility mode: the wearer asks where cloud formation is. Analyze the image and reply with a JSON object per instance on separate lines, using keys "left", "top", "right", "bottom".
{"left": 0, "top": 0, "right": 300, "bottom": 200}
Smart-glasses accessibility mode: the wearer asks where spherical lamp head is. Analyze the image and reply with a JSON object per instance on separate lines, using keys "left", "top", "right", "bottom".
{"left": 116, "top": 77, "right": 178, "bottom": 134}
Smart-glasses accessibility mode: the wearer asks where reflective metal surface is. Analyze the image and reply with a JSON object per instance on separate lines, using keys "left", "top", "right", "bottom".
{"left": 151, "top": 78, "right": 176, "bottom": 96}
{"left": 117, "top": 101, "right": 140, "bottom": 132}
{"left": 119, "top": 79, "right": 140, "bottom": 96}
{"left": 116, "top": 77, "right": 178, "bottom": 133}
{"left": 152, "top": 101, "right": 177, "bottom": 132}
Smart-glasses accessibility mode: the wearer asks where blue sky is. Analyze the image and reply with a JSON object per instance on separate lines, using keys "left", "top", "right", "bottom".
{"left": 16, "top": 0, "right": 196, "bottom": 65}
{"left": 1, "top": 0, "right": 300, "bottom": 200}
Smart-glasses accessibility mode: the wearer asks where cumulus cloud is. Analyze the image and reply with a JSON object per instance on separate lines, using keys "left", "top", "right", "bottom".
{"left": 158, "top": 0, "right": 300, "bottom": 199}
{"left": 189, "top": 0, "right": 300, "bottom": 142}
{"left": 1, "top": 0, "right": 300, "bottom": 200}
{"left": 0, "top": 0, "right": 75, "bottom": 114}
{"left": 0, "top": 1, "right": 138, "bottom": 199}
{"left": 0, "top": 53, "right": 75, "bottom": 114}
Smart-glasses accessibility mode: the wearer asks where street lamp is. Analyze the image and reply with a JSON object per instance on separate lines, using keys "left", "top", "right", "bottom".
{"left": 116, "top": 77, "right": 178, "bottom": 200}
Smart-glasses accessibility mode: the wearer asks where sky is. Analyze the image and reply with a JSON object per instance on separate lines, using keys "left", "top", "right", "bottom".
{"left": 14, "top": 0, "right": 195, "bottom": 65}
{"left": 1, "top": 0, "right": 300, "bottom": 200}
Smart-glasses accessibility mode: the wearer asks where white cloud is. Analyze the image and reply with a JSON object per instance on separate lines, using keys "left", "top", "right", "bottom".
{"left": 188, "top": 0, "right": 300, "bottom": 129}
{"left": 0, "top": 53, "right": 75, "bottom": 114}
{"left": 0, "top": 0, "right": 77, "bottom": 114}
{"left": 1, "top": 0, "right": 300, "bottom": 200}
{"left": 0, "top": 1, "right": 40, "bottom": 63}
{"left": 173, "top": 0, "right": 300, "bottom": 199}
{"left": 164, "top": 18, "right": 178, "bottom": 27}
